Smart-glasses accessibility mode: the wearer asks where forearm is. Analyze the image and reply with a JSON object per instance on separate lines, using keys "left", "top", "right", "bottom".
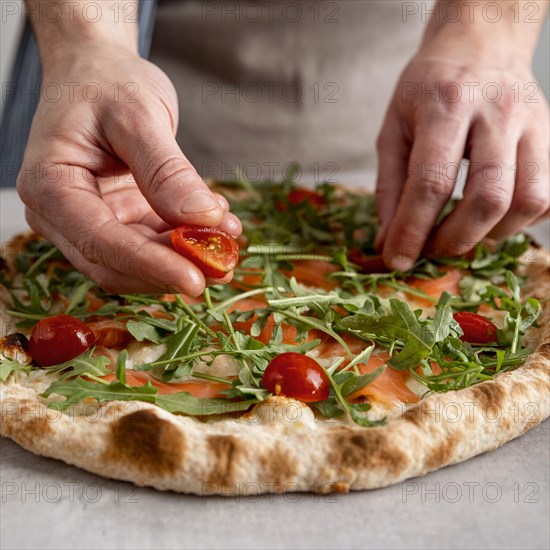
{"left": 25, "top": 0, "right": 138, "bottom": 69}
{"left": 421, "top": 0, "right": 548, "bottom": 66}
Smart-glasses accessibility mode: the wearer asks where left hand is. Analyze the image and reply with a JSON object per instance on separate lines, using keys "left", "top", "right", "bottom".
{"left": 375, "top": 44, "right": 549, "bottom": 271}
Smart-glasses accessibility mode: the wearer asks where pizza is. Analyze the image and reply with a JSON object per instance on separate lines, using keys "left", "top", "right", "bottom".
{"left": 0, "top": 179, "right": 548, "bottom": 496}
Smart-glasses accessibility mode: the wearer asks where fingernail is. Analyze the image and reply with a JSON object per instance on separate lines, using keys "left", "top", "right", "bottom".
{"left": 181, "top": 191, "right": 221, "bottom": 213}
{"left": 389, "top": 254, "right": 414, "bottom": 272}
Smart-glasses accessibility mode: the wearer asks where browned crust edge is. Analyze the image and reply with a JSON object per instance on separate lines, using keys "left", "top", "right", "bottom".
{"left": 1, "top": 235, "right": 549, "bottom": 496}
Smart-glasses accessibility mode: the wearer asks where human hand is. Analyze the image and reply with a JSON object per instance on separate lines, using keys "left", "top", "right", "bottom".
{"left": 375, "top": 15, "right": 549, "bottom": 271}
{"left": 17, "top": 45, "right": 241, "bottom": 295}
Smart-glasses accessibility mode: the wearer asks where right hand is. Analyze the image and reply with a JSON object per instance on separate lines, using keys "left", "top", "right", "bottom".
{"left": 17, "top": 46, "right": 241, "bottom": 296}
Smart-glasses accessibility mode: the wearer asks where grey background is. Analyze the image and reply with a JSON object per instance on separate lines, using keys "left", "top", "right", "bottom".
{"left": 0, "top": 1, "right": 549, "bottom": 123}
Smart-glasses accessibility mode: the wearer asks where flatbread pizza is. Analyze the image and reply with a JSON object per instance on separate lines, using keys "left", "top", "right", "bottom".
{"left": 1, "top": 179, "right": 548, "bottom": 495}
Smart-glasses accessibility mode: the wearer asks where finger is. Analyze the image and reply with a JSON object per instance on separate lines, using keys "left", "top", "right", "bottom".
{"left": 25, "top": 208, "right": 171, "bottom": 294}
{"left": 213, "top": 192, "right": 230, "bottom": 211}
{"left": 381, "top": 113, "right": 470, "bottom": 270}
{"left": 217, "top": 212, "right": 242, "bottom": 237}
{"left": 103, "top": 185, "right": 234, "bottom": 230}
{"left": 105, "top": 110, "right": 225, "bottom": 228}
{"left": 206, "top": 271, "right": 234, "bottom": 286}
{"left": 127, "top": 223, "right": 161, "bottom": 239}
{"left": 426, "top": 118, "right": 518, "bottom": 257}
{"left": 20, "top": 165, "right": 208, "bottom": 296}
{"left": 374, "top": 111, "right": 411, "bottom": 250}
{"left": 488, "top": 131, "right": 550, "bottom": 240}
{"left": 102, "top": 185, "right": 171, "bottom": 232}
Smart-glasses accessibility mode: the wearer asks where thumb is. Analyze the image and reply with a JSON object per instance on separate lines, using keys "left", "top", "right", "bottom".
{"left": 108, "top": 113, "right": 224, "bottom": 228}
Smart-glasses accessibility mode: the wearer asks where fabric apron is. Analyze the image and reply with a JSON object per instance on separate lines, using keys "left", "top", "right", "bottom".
{"left": 149, "top": 0, "right": 431, "bottom": 181}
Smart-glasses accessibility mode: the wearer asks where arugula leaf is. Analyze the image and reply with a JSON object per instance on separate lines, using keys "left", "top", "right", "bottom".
{"left": 340, "top": 366, "right": 386, "bottom": 398}
{"left": 311, "top": 397, "right": 345, "bottom": 419}
{"left": 45, "top": 349, "right": 111, "bottom": 381}
{"left": 157, "top": 393, "right": 256, "bottom": 415}
{"left": 314, "top": 362, "right": 388, "bottom": 427}
{"left": 0, "top": 359, "right": 33, "bottom": 382}
{"left": 340, "top": 297, "right": 454, "bottom": 371}
{"left": 43, "top": 370, "right": 256, "bottom": 415}
{"left": 115, "top": 350, "right": 128, "bottom": 384}
{"left": 348, "top": 402, "right": 387, "bottom": 428}
{"left": 154, "top": 322, "right": 201, "bottom": 376}
{"left": 126, "top": 320, "right": 162, "bottom": 343}
{"left": 65, "top": 280, "right": 96, "bottom": 314}
{"left": 5, "top": 178, "right": 542, "bottom": 426}
{"left": 43, "top": 378, "right": 158, "bottom": 411}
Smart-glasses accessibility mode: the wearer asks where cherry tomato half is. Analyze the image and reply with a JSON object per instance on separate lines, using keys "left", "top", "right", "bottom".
{"left": 276, "top": 189, "right": 325, "bottom": 212}
{"left": 287, "top": 189, "right": 325, "bottom": 207}
{"left": 29, "top": 315, "right": 96, "bottom": 367}
{"left": 171, "top": 226, "right": 239, "bottom": 279}
{"left": 262, "top": 352, "right": 330, "bottom": 403}
{"left": 453, "top": 312, "right": 498, "bottom": 344}
{"left": 348, "top": 250, "right": 391, "bottom": 274}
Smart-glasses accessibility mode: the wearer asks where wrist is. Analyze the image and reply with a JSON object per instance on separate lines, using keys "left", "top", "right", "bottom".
{"left": 27, "top": 1, "right": 138, "bottom": 70}
{"left": 419, "top": 0, "right": 545, "bottom": 68}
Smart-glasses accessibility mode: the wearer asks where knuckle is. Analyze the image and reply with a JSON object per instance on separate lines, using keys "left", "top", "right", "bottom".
{"left": 473, "top": 188, "right": 512, "bottom": 218}
{"left": 414, "top": 173, "right": 454, "bottom": 202}
{"left": 419, "top": 99, "right": 469, "bottom": 125}
{"left": 514, "top": 193, "right": 550, "bottom": 219}
{"left": 399, "top": 225, "right": 426, "bottom": 245}
{"left": 109, "top": 99, "right": 156, "bottom": 133}
{"left": 439, "top": 98, "right": 469, "bottom": 119}
{"left": 148, "top": 156, "right": 194, "bottom": 194}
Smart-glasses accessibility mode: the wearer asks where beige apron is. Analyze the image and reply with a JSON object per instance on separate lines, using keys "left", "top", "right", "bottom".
{"left": 149, "top": 0, "right": 430, "bottom": 181}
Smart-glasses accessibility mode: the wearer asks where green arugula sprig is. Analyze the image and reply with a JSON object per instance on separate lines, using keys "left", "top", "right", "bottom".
{"left": 2, "top": 176, "right": 543, "bottom": 427}
{"left": 0, "top": 358, "right": 32, "bottom": 382}
{"left": 42, "top": 350, "right": 258, "bottom": 415}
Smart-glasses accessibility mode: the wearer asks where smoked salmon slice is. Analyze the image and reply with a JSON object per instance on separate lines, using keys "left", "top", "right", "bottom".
{"left": 283, "top": 260, "right": 339, "bottom": 290}
{"left": 315, "top": 335, "right": 419, "bottom": 405}
{"left": 348, "top": 351, "right": 419, "bottom": 405}
{"left": 407, "top": 267, "right": 462, "bottom": 304}
{"left": 87, "top": 320, "right": 133, "bottom": 348}
{"left": 102, "top": 371, "right": 231, "bottom": 399}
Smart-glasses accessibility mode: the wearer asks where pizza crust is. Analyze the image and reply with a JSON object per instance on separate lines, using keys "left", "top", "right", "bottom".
{"left": 1, "top": 336, "right": 548, "bottom": 495}
{"left": 1, "top": 239, "right": 549, "bottom": 495}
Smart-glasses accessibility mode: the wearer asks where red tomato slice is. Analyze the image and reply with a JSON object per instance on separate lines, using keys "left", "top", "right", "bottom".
{"left": 348, "top": 250, "right": 391, "bottom": 274}
{"left": 287, "top": 189, "right": 324, "bottom": 207}
{"left": 29, "top": 315, "right": 96, "bottom": 367}
{"left": 453, "top": 311, "right": 498, "bottom": 344}
{"left": 262, "top": 352, "right": 330, "bottom": 403}
{"left": 171, "top": 226, "right": 239, "bottom": 278}
{"left": 276, "top": 189, "right": 325, "bottom": 212}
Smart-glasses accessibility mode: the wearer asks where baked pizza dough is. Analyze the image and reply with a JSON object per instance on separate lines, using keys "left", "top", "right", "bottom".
{"left": 1, "top": 183, "right": 548, "bottom": 495}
